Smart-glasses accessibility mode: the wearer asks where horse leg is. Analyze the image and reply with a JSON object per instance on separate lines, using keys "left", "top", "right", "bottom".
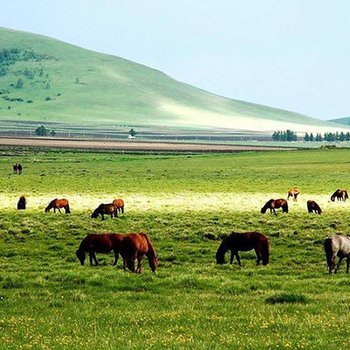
{"left": 89, "top": 253, "right": 94, "bottom": 266}
{"left": 230, "top": 250, "right": 234, "bottom": 264}
{"left": 136, "top": 255, "right": 143, "bottom": 273}
{"left": 255, "top": 248, "right": 261, "bottom": 265}
{"left": 58, "top": 208, "right": 62, "bottom": 214}
{"left": 273, "top": 208, "right": 277, "bottom": 215}
{"left": 101, "top": 214, "right": 105, "bottom": 220}
{"left": 335, "top": 257, "right": 344, "bottom": 274}
{"left": 93, "top": 253, "right": 99, "bottom": 266}
{"left": 235, "top": 252, "right": 242, "bottom": 266}
{"left": 113, "top": 250, "right": 119, "bottom": 266}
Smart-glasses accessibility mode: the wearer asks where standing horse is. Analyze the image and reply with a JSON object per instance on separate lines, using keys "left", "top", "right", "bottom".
{"left": 307, "top": 200, "right": 322, "bottom": 214}
{"left": 12, "top": 163, "right": 23, "bottom": 174}
{"left": 120, "top": 233, "right": 158, "bottom": 273}
{"left": 17, "top": 195, "right": 26, "bottom": 210}
{"left": 112, "top": 198, "right": 125, "bottom": 215}
{"left": 324, "top": 235, "right": 350, "bottom": 273}
{"left": 45, "top": 198, "right": 70, "bottom": 214}
{"left": 216, "top": 231, "right": 269, "bottom": 266}
{"left": 331, "top": 189, "right": 348, "bottom": 202}
{"left": 261, "top": 199, "right": 288, "bottom": 215}
{"left": 76, "top": 233, "right": 124, "bottom": 266}
{"left": 287, "top": 187, "right": 300, "bottom": 201}
{"left": 91, "top": 203, "right": 118, "bottom": 220}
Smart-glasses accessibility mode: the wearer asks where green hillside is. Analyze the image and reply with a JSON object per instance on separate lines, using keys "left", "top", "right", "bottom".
{"left": 328, "top": 117, "right": 350, "bottom": 126}
{"left": 0, "top": 27, "right": 347, "bottom": 133}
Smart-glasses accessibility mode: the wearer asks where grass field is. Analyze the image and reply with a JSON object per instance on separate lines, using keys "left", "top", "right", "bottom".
{"left": 1, "top": 148, "right": 350, "bottom": 349}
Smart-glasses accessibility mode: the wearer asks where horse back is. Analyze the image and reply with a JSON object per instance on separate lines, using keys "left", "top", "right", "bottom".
{"left": 81, "top": 234, "right": 114, "bottom": 253}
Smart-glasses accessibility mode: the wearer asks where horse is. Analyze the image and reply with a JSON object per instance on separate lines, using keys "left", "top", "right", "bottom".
{"left": 120, "top": 233, "right": 158, "bottom": 273}
{"left": 287, "top": 187, "right": 300, "bottom": 201}
{"left": 261, "top": 199, "right": 288, "bottom": 215}
{"left": 112, "top": 198, "right": 125, "bottom": 215}
{"left": 76, "top": 233, "right": 124, "bottom": 266}
{"left": 324, "top": 235, "right": 350, "bottom": 273}
{"left": 91, "top": 203, "right": 118, "bottom": 220}
{"left": 45, "top": 198, "right": 71, "bottom": 214}
{"left": 307, "top": 200, "right": 322, "bottom": 214}
{"left": 13, "top": 163, "right": 18, "bottom": 174}
{"left": 216, "top": 231, "right": 269, "bottom": 267}
{"left": 331, "top": 189, "right": 348, "bottom": 202}
{"left": 17, "top": 163, "right": 22, "bottom": 174}
{"left": 17, "top": 195, "right": 26, "bottom": 210}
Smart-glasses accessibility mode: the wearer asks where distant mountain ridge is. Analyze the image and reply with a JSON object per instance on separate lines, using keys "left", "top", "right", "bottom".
{"left": 328, "top": 117, "right": 350, "bottom": 126}
{"left": 0, "top": 27, "right": 348, "bottom": 133}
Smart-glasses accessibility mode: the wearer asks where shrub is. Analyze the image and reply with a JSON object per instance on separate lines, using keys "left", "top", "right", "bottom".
{"left": 266, "top": 293, "right": 308, "bottom": 304}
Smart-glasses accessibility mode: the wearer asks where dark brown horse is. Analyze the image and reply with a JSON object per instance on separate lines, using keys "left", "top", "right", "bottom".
{"left": 307, "top": 200, "right": 322, "bottom": 214}
{"left": 120, "top": 233, "right": 158, "bottom": 273}
{"left": 261, "top": 198, "right": 288, "bottom": 215}
{"left": 91, "top": 203, "right": 118, "bottom": 220}
{"left": 112, "top": 198, "right": 125, "bottom": 214}
{"left": 76, "top": 233, "right": 125, "bottom": 266}
{"left": 45, "top": 198, "right": 70, "bottom": 214}
{"left": 331, "top": 189, "right": 348, "bottom": 202}
{"left": 216, "top": 231, "right": 269, "bottom": 266}
{"left": 287, "top": 187, "right": 300, "bottom": 201}
{"left": 13, "top": 163, "right": 23, "bottom": 174}
{"left": 17, "top": 195, "right": 26, "bottom": 210}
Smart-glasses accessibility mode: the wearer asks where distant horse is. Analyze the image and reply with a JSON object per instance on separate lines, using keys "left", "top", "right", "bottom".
{"left": 112, "top": 198, "right": 125, "bottom": 215}
{"left": 17, "top": 195, "right": 26, "bottom": 210}
{"left": 13, "top": 163, "right": 22, "bottom": 174}
{"left": 216, "top": 231, "right": 269, "bottom": 266}
{"left": 324, "top": 235, "right": 350, "bottom": 273}
{"left": 45, "top": 198, "right": 71, "bottom": 214}
{"left": 76, "top": 233, "right": 124, "bottom": 266}
{"left": 287, "top": 187, "right": 300, "bottom": 201}
{"left": 120, "top": 233, "right": 158, "bottom": 273}
{"left": 307, "top": 200, "right": 322, "bottom": 214}
{"left": 331, "top": 189, "right": 348, "bottom": 202}
{"left": 261, "top": 199, "right": 288, "bottom": 215}
{"left": 91, "top": 203, "right": 118, "bottom": 220}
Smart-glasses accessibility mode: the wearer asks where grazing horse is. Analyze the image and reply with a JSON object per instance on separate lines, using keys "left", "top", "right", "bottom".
{"left": 324, "top": 235, "right": 350, "bottom": 273}
{"left": 17, "top": 195, "right": 26, "bottom": 210}
{"left": 331, "top": 189, "right": 348, "bottom": 202}
{"left": 261, "top": 199, "right": 288, "bottom": 215}
{"left": 112, "top": 198, "right": 125, "bottom": 215}
{"left": 45, "top": 198, "right": 71, "bottom": 214}
{"left": 216, "top": 231, "right": 269, "bottom": 266}
{"left": 287, "top": 187, "right": 300, "bottom": 201}
{"left": 91, "top": 203, "right": 118, "bottom": 220}
{"left": 307, "top": 200, "right": 322, "bottom": 214}
{"left": 120, "top": 233, "right": 158, "bottom": 273}
{"left": 13, "top": 163, "right": 22, "bottom": 174}
{"left": 76, "top": 233, "right": 124, "bottom": 266}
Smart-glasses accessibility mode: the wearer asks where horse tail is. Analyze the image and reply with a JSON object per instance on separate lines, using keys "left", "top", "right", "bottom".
{"left": 261, "top": 238, "right": 269, "bottom": 265}
{"left": 216, "top": 240, "right": 228, "bottom": 264}
{"left": 324, "top": 237, "right": 334, "bottom": 272}
{"left": 282, "top": 201, "right": 289, "bottom": 213}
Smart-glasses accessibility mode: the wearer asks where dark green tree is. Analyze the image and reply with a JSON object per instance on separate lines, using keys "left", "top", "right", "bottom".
{"left": 15, "top": 78, "right": 23, "bottom": 88}
{"left": 35, "top": 125, "right": 48, "bottom": 136}
{"left": 129, "top": 128, "right": 137, "bottom": 137}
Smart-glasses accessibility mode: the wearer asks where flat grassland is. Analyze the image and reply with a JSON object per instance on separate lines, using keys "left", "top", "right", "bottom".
{"left": 1, "top": 148, "right": 350, "bottom": 349}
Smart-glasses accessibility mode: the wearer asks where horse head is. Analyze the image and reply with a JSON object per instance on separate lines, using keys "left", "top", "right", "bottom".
{"left": 148, "top": 254, "right": 158, "bottom": 272}
{"left": 91, "top": 209, "right": 99, "bottom": 218}
{"left": 76, "top": 249, "right": 86, "bottom": 265}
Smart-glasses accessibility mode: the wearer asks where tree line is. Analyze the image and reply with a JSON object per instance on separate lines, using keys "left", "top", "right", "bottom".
{"left": 272, "top": 130, "right": 350, "bottom": 142}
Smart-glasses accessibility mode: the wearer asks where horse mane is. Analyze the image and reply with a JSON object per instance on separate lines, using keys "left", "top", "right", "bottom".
{"left": 261, "top": 199, "right": 274, "bottom": 213}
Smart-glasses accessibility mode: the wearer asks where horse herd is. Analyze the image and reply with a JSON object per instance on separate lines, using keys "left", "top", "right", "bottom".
{"left": 13, "top": 179, "right": 350, "bottom": 274}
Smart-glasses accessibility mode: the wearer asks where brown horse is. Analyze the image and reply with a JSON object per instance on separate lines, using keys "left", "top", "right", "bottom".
{"left": 287, "top": 187, "right": 300, "bottom": 201}
{"left": 261, "top": 199, "right": 288, "bottom": 215}
{"left": 17, "top": 195, "right": 26, "bottom": 210}
{"left": 13, "top": 163, "right": 23, "bottom": 174}
{"left": 91, "top": 203, "right": 118, "bottom": 220}
{"left": 331, "top": 189, "right": 348, "bottom": 202}
{"left": 45, "top": 198, "right": 70, "bottom": 214}
{"left": 76, "top": 233, "right": 124, "bottom": 266}
{"left": 216, "top": 231, "right": 269, "bottom": 266}
{"left": 120, "top": 233, "right": 158, "bottom": 273}
{"left": 112, "top": 198, "right": 125, "bottom": 215}
{"left": 307, "top": 200, "right": 322, "bottom": 214}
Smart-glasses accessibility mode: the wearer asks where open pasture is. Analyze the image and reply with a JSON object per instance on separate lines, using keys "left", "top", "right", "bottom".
{"left": 1, "top": 148, "right": 350, "bottom": 349}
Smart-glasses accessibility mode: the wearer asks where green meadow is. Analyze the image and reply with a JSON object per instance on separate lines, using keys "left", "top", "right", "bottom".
{"left": 1, "top": 148, "right": 350, "bottom": 349}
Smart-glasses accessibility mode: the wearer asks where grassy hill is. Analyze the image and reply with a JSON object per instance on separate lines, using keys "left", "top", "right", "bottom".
{"left": 328, "top": 117, "right": 350, "bottom": 126}
{"left": 0, "top": 27, "right": 348, "bottom": 134}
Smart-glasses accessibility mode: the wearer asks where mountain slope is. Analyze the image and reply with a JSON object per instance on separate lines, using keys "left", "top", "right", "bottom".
{"left": 0, "top": 27, "right": 347, "bottom": 133}
{"left": 328, "top": 117, "right": 350, "bottom": 126}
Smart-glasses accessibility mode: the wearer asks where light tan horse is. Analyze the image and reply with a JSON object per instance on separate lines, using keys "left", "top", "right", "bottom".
{"left": 324, "top": 235, "right": 350, "bottom": 273}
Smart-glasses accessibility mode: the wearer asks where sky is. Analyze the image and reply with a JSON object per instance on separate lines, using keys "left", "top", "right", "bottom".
{"left": 1, "top": 0, "right": 349, "bottom": 120}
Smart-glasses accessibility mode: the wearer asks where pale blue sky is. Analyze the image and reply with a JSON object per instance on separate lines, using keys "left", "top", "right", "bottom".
{"left": 1, "top": 0, "right": 349, "bottom": 119}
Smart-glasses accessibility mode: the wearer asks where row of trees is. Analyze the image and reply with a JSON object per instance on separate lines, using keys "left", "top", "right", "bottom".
{"left": 272, "top": 130, "right": 350, "bottom": 142}
{"left": 304, "top": 132, "right": 350, "bottom": 142}
{"left": 271, "top": 130, "right": 297, "bottom": 141}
